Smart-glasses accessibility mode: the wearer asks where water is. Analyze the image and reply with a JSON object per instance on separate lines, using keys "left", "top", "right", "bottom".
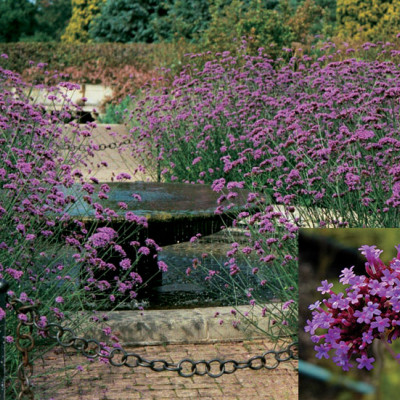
{"left": 145, "top": 229, "right": 272, "bottom": 310}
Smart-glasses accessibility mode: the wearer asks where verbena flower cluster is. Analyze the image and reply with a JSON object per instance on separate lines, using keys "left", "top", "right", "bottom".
{"left": 0, "top": 60, "right": 151, "bottom": 323}
{"left": 5, "top": 38, "right": 400, "bottom": 361}
{"left": 305, "top": 245, "right": 400, "bottom": 371}
{"left": 128, "top": 42, "right": 400, "bottom": 225}
{"left": 122, "top": 40, "right": 400, "bottom": 335}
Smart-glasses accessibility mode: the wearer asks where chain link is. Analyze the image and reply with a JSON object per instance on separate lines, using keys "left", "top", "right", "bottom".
{"left": 11, "top": 299, "right": 298, "bottom": 399}
{"left": 12, "top": 299, "right": 39, "bottom": 400}
{"left": 58, "top": 138, "right": 133, "bottom": 152}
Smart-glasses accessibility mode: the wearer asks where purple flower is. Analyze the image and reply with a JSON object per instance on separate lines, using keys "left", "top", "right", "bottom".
{"left": 308, "top": 300, "right": 321, "bottom": 311}
{"left": 317, "top": 280, "right": 333, "bottom": 294}
{"left": 119, "top": 258, "right": 131, "bottom": 270}
{"left": 89, "top": 227, "right": 118, "bottom": 248}
{"left": 192, "top": 157, "right": 202, "bottom": 165}
{"left": 347, "top": 289, "right": 362, "bottom": 304}
{"left": 116, "top": 173, "right": 131, "bottom": 180}
{"left": 361, "top": 330, "right": 374, "bottom": 347}
{"left": 211, "top": 178, "right": 226, "bottom": 192}
{"left": 359, "top": 245, "right": 386, "bottom": 278}
{"left": 115, "top": 172, "right": 132, "bottom": 181}
{"left": 329, "top": 292, "right": 348, "bottom": 310}
{"left": 315, "top": 344, "right": 330, "bottom": 359}
{"left": 371, "top": 316, "right": 390, "bottom": 333}
{"left": 306, "top": 244, "right": 400, "bottom": 371}
{"left": 325, "top": 327, "right": 341, "bottom": 342}
{"left": 283, "top": 299, "right": 294, "bottom": 310}
{"left": 18, "top": 314, "right": 28, "bottom": 322}
{"left": 356, "top": 354, "right": 375, "bottom": 370}
{"left": 354, "top": 302, "right": 381, "bottom": 324}
{"left": 138, "top": 247, "right": 150, "bottom": 256}
{"left": 339, "top": 266, "right": 355, "bottom": 285}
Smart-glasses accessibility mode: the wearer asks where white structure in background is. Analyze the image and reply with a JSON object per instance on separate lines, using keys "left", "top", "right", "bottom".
{"left": 28, "top": 84, "right": 114, "bottom": 118}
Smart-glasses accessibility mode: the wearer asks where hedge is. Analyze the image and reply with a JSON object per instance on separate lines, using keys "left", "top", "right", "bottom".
{"left": 0, "top": 42, "right": 157, "bottom": 73}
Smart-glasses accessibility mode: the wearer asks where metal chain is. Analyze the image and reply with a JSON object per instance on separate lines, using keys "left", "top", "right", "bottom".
{"left": 12, "top": 299, "right": 298, "bottom": 398}
{"left": 12, "top": 300, "right": 39, "bottom": 400}
{"left": 58, "top": 138, "right": 133, "bottom": 152}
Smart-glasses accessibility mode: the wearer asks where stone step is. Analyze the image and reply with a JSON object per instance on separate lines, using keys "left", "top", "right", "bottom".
{"left": 84, "top": 304, "right": 287, "bottom": 346}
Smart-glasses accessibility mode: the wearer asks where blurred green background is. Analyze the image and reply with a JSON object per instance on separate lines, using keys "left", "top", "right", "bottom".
{"left": 313, "top": 228, "right": 400, "bottom": 263}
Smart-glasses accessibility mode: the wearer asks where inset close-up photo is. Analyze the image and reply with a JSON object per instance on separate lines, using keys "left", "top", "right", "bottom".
{"left": 299, "top": 228, "right": 400, "bottom": 400}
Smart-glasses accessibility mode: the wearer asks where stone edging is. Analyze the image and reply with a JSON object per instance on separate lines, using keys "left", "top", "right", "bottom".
{"left": 84, "top": 304, "right": 288, "bottom": 346}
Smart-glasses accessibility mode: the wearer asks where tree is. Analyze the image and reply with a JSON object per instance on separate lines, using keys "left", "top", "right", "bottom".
{"left": 337, "top": 0, "right": 400, "bottom": 41}
{"left": 279, "top": 0, "right": 324, "bottom": 43}
{"left": 33, "top": 0, "right": 72, "bottom": 41}
{"left": 314, "top": 0, "right": 336, "bottom": 37}
{"left": 0, "top": 0, "right": 37, "bottom": 42}
{"left": 62, "top": 0, "right": 106, "bottom": 43}
{"left": 151, "top": 0, "right": 211, "bottom": 42}
{"left": 89, "top": 0, "right": 163, "bottom": 43}
{"left": 202, "top": 0, "right": 294, "bottom": 55}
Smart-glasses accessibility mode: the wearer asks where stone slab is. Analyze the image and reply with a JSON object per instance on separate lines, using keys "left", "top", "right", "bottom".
{"left": 28, "top": 84, "right": 113, "bottom": 112}
{"left": 62, "top": 123, "right": 156, "bottom": 181}
{"left": 84, "top": 304, "right": 288, "bottom": 346}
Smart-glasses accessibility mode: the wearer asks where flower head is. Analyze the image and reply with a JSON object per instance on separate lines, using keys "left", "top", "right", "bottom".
{"left": 306, "top": 244, "right": 400, "bottom": 371}
{"left": 359, "top": 245, "right": 386, "bottom": 278}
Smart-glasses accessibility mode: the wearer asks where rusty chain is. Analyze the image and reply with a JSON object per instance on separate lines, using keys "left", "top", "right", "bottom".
{"left": 11, "top": 298, "right": 298, "bottom": 399}
{"left": 58, "top": 136, "right": 161, "bottom": 180}
{"left": 12, "top": 300, "right": 40, "bottom": 400}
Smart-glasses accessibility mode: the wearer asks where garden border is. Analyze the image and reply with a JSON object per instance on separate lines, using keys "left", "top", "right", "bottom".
{"left": 10, "top": 294, "right": 297, "bottom": 399}
{"left": 0, "top": 281, "right": 297, "bottom": 399}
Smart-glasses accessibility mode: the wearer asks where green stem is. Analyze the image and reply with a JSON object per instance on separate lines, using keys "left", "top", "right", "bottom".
{"left": 380, "top": 335, "right": 400, "bottom": 365}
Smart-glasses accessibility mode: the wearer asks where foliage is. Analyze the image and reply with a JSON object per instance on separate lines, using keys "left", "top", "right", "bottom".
{"left": 62, "top": 0, "right": 106, "bottom": 43}
{"left": 264, "top": 0, "right": 281, "bottom": 9}
{"left": 314, "top": 0, "right": 337, "bottom": 37}
{"left": 32, "top": 0, "right": 72, "bottom": 42}
{"left": 0, "top": 41, "right": 201, "bottom": 103}
{"left": 0, "top": 42, "right": 160, "bottom": 103}
{"left": 0, "top": 0, "right": 37, "bottom": 42}
{"left": 151, "top": 0, "right": 211, "bottom": 42}
{"left": 89, "top": 0, "right": 164, "bottom": 43}
{"left": 279, "top": 0, "right": 324, "bottom": 44}
{"left": 0, "top": 0, "right": 72, "bottom": 43}
{"left": 64, "top": 64, "right": 158, "bottom": 106}
{"left": 336, "top": 0, "right": 400, "bottom": 42}
{"left": 99, "top": 95, "right": 134, "bottom": 123}
{"left": 0, "top": 42, "right": 155, "bottom": 72}
{"left": 202, "top": 0, "right": 294, "bottom": 55}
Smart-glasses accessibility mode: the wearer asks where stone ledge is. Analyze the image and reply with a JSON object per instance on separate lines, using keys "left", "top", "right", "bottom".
{"left": 84, "top": 303, "right": 289, "bottom": 346}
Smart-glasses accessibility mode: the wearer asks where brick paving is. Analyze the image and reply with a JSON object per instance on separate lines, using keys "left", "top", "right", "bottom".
{"left": 32, "top": 340, "right": 298, "bottom": 400}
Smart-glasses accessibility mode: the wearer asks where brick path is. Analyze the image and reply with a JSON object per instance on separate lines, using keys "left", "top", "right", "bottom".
{"left": 33, "top": 340, "right": 298, "bottom": 400}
